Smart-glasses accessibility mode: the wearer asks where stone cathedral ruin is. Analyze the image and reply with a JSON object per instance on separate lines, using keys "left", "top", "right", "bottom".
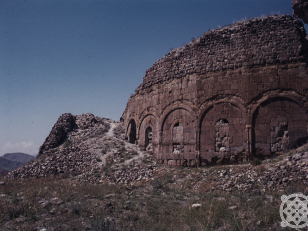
{"left": 122, "top": 0, "right": 308, "bottom": 166}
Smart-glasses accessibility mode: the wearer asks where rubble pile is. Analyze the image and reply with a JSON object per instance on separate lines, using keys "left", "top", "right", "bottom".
{"left": 194, "top": 152, "right": 308, "bottom": 192}
{"left": 105, "top": 150, "right": 138, "bottom": 163}
{"left": 7, "top": 146, "right": 97, "bottom": 179}
{"left": 75, "top": 113, "right": 109, "bottom": 130}
{"left": 7, "top": 113, "right": 112, "bottom": 179}
{"left": 112, "top": 165, "right": 157, "bottom": 184}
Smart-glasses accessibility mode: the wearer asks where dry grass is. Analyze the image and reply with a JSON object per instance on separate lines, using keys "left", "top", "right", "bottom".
{"left": 0, "top": 169, "right": 304, "bottom": 230}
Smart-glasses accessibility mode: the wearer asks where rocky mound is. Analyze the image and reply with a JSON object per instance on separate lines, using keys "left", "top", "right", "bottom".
{"left": 6, "top": 113, "right": 158, "bottom": 184}
{"left": 38, "top": 113, "right": 76, "bottom": 155}
{"left": 8, "top": 113, "right": 112, "bottom": 178}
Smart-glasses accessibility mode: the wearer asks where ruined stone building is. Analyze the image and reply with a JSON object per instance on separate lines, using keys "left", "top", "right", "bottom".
{"left": 122, "top": 1, "right": 308, "bottom": 166}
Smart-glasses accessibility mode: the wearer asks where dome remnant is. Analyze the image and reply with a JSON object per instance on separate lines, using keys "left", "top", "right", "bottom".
{"left": 122, "top": 14, "right": 308, "bottom": 166}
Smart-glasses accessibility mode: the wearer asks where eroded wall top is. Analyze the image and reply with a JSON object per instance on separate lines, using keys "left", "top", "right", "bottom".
{"left": 293, "top": 0, "right": 308, "bottom": 24}
{"left": 138, "top": 15, "right": 307, "bottom": 91}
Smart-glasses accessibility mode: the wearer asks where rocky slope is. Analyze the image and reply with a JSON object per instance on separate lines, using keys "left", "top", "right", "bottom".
{"left": 7, "top": 113, "right": 156, "bottom": 185}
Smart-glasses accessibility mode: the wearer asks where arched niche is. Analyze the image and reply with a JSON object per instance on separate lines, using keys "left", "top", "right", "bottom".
{"left": 138, "top": 114, "right": 158, "bottom": 155}
{"left": 252, "top": 97, "right": 307, "bottom": 156}
{"left": 199, "top": 102, "right": 246, "bottom": 163}
{"left": 161, "top": 108, "right": 195, "bottom": 165}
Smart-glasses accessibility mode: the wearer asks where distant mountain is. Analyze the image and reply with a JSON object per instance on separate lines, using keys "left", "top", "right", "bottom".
{"left": 0, "top": 153, "right": 35, "bottom": 172}
{"left": 2, "top": 153, "right": 35, "bottom": 163}
{"left": 0, "top": 158, "right": 24, "bottom": 171}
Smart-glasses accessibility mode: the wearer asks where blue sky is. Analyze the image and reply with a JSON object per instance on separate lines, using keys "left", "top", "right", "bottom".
{"left": 0, "top": 0, "right": 298, "bottom": 156}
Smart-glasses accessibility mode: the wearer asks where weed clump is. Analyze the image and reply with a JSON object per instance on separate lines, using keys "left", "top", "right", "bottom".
{"left": 251, "top": 157, "right": 262, "bottom": 166}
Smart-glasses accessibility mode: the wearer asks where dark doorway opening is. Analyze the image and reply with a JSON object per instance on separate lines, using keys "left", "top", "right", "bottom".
{"left": 128, "top": 120, "right": 136, "bottom": 144}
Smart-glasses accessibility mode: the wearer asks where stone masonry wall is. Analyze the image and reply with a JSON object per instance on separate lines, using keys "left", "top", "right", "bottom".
{"left": 122, "top": 15, "right": 308, "bottom": 166}
{"left": 138, "top": 15, "right": 307, "bottom": 90}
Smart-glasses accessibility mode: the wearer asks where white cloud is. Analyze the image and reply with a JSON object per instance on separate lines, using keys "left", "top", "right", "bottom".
{"left": 2, "top": 141, "right": 39, "bottom": 156}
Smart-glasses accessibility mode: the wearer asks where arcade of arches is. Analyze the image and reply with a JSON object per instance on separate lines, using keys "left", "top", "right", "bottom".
{"left": 124, "top": 96, "right": 308, "bottom": 166}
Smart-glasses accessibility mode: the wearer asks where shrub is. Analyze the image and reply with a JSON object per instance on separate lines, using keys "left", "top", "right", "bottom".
{"left": 151, "top": 178, "right": 164, "bottom": 189}
{"left": 91, "top": 216, "right": 116, "bottom": 231}
{"left": 71, "top": 202, "right": 82, "bottom": 216}
{"left": 118, "top": 147, "right": 126, "bottom": 154}
{"left": 251, "top": 158, "right": 262, "bottom": 166}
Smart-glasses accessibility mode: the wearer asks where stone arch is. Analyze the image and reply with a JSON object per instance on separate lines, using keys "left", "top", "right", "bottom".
{"left": 252, "top": 97, "right": 308, "bottom": 156}
{"left": 124, "top": 111, "right": 136, "bottom": 127}
{"left": 137, "top": 112, "right": 158, "bottom": 137}
{"left": 199, "top": 101, "right": 247, "bottom": 164}
{"left": 127, "top": 119, "right": 137, "bottom": 144}
{"left": 197, "top": 96, "right": 247, "bottom": 129}
{"left": 249, "top": 92, "right": 308, "bottom": 124}
{"left": 160, "top": 100, "right": 197, "bottom": 131}
{"left": 138, "top": 107, "right": 159, "bottom": 125}
{"left": 138, "top": 114, "right": 159, "bottom": 156}
{"left": 161, "top": 108, "right": 196, "bottom": 166}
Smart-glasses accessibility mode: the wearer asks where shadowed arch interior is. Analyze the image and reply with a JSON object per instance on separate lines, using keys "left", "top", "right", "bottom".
{"left": 128, "top": 120, "right": 136, "bottom": 144}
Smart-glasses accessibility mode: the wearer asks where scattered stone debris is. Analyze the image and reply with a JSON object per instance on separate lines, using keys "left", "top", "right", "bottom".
{"left": 193, "top": 152, "right": 308, "bottom": 192}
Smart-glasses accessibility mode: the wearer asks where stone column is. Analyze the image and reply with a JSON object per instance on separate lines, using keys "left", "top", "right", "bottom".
{"left": 195, "top": 127, "right": 200, "bottom": 167}
{"left": 246, "top": 124, "right": 253, "bottom": 158}
{"left": 158, "top": 130, "right": 163, "bottom": 162}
